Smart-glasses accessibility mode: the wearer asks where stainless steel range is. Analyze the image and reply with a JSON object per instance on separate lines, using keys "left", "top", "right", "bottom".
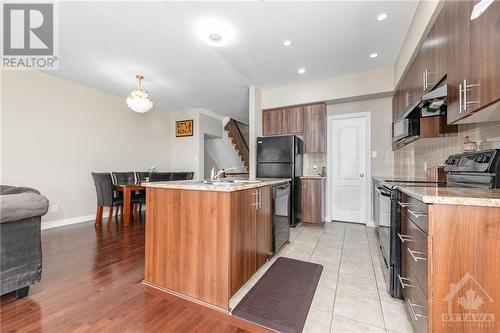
{"left": 377, "top": 149, "right": 500, "bottom": 298}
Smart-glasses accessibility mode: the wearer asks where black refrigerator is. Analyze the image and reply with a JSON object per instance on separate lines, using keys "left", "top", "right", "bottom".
{"left": 256, "top": 135, "right": 303, "bottom": 226}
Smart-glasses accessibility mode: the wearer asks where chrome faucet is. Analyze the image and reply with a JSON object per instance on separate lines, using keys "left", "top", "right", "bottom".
{"left": 210, "top": 166, "right": 237, "bottom": 181}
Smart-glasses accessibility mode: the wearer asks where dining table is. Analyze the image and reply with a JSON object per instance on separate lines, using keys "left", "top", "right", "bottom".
{"left": 113, "top": 183, "right": 146, "bottom": 226}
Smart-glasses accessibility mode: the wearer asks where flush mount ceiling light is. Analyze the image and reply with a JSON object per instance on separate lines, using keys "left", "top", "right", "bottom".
{"left": 370, "top": 53, "right": 378, "bottom": 58}
{"left": 376, "top": 13, "right": 388, "bottom": 21}
{"left": 282, "top": 40, "right": 292, "bottom": 47}
{"left": 298, "top": 68, "right": 306, "bottom": 74}
{"left": 126, "top": 74, "right": 153, "bottom": 113}
{"left": 470, "top": 0, "right": 495, "bottom": 20}
{"left": 198, "top": 22, "right": 234, "bottom": 47}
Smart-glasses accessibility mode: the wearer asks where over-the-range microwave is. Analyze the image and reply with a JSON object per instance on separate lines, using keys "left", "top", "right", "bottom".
{"left": 392, "top": 117, "right": 419, "bottom": 143}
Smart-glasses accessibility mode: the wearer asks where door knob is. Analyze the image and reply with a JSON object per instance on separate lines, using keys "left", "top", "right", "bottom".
{"left": 360, "top": 173, "right": 364, "bottom": 178}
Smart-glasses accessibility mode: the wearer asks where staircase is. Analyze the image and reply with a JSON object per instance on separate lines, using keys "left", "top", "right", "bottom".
{"left": 224, "top": 119, "right": 249, "bottom": 170}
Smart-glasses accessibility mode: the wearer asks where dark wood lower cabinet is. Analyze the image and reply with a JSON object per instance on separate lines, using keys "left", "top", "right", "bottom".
{"left": 301, "top": 177, "right": 325, "bottom": 226}
{"left": 256, "top": 186, "right": 272, "bottom": 268}
{"left": 399, "top": 193, "right": 500, "bottom": 333}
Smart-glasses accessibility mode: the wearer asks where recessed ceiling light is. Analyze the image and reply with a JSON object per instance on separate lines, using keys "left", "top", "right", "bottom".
{"left": 370, "top": 53, "right": 378, "bottom": 58}
{"left": 197, "top": 21, "right": 234, "bottom": 47}
{"left": 298, "top": 68, "right": 306, "bottom": 74}
{"left": 282, "top": 40, "right": 292, "bottom": 47}
{"left": 377, "top": 13, "right": 388, "bottom": 21}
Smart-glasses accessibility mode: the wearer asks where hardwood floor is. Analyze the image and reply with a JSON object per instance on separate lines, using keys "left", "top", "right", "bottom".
{"left": 0, "top": 215, "right": 269, "bottom": 333}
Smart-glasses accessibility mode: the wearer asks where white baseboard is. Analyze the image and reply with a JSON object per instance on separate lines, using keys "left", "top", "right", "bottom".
{"left": 41, "top": 206, "right": 146, "bottom": 230}
{"left": 41, "top": 213, "right": 98, "bottom": 230}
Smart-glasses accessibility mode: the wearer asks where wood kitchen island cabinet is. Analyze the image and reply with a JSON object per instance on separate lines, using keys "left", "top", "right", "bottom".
{"left": 143, "top": 180, "right": 286, "bottom": 312}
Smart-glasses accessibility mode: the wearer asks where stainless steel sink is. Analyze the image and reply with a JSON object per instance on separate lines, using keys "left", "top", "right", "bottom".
{"left": 201, "top": 179, "right": 262, "bottom": 185}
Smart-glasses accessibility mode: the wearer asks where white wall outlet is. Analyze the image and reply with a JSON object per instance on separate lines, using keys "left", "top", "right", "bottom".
{"left": 372, "top": 151, "right": 378, "bottom": 158}
{"left": 51, "top": 204, "right": 58, "bottom": 213}
{"left": 424, "top": 162, "right": 428, "bottom": 170}
{"left": 313, "top": 165, "right": 318, "bottom": 173}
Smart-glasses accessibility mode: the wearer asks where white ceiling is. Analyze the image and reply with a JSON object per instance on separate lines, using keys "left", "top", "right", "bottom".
{"left": 55, "top": 1, "right": 418, "bottom": 122}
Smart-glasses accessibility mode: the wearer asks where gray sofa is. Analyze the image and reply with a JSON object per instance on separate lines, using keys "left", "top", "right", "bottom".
{"left": 0, "top": 185, "right": 49, "bottom": 298}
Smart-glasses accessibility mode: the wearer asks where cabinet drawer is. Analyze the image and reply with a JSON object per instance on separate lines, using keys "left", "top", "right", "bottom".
{"left": 400, "top": 213, "right": 428, "bottom": 295}
{"left": 401, "top": 257, "right": 428, "bottom": 333}
{"left": 399, "top": 192, "right": 428, "bottom": 233}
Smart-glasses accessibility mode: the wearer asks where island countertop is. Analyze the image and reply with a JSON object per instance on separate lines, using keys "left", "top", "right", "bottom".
{"left": 142, "top": 178, "right": 290, "bottom": 192}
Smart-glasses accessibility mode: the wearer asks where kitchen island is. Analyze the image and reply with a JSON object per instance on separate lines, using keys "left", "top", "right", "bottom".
{"left": 142, "top": 178, "right": 290, "bottom": 312}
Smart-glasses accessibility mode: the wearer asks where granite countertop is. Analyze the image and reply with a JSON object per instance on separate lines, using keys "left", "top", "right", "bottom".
{"left": 300, "top": 176, "right": 326, "bottom": 180}
{"left": 398, "top": 186, "right": 500, "bottom": 207}
{"left": 372, "top": 176, "right": 431, "bottom": 183}
{"left": 142, "top": 178, "right": 290, "bottom": 192}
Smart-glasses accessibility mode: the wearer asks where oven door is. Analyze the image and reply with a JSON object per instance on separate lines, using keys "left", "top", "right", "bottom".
{"left": 377, "top": 187, "right": 391, "bottom": 275}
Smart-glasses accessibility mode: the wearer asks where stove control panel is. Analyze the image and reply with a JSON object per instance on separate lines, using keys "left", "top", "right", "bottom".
{"left": 444, "top": 149, "right": 499, "bottom": 173}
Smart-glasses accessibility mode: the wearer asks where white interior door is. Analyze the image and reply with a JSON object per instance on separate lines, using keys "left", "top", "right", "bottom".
{"left": 331, "top": 116, "right": 367, "bottom": 224}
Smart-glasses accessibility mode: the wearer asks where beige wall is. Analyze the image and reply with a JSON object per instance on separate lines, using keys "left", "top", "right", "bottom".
{"left": 248, "top": 86, "right": 262, "bottom": 179}
{"left": 327, "top": 97, "right": 394, "bottom": 177}
{"left": 261, "top": 67, "right": 394, "bottom": 109}
{"left": 1, "top": 71, "right": 172, "bottom": 223}
{"left": 169, "top": 108, "right": 223, "bottom": 180}
{"left": 395, "top": 122, "right": 500, "bottom": 178}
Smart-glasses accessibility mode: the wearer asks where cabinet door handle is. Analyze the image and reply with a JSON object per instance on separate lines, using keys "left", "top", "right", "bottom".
{"left": 407, "top": 209, "right": 427, "bottom": 219}
{"left": 398, "top": 274, "right": 414, "bottom": 289}
{"left": 407, "top": 298, "right": 427, "bottom": 321}
{"left": 397, "top": 233, "right": 414, "bottom": 243}
{"left": 463, "top": 79, "right": 480, "bottom": 109}
{"left": 423, "top": 71, "right": 426, "bottom": 90}
{"left": 398, "top": 202, "right": 411, "bottom": 208}
{"left": 407, "top": 247, "right": 427, "bottom": 262}
{"left": 252, "top": 190, "right": 260, "bottom": 209}
{"left": 459, "top": 83, "right": 463, "bottom": 113}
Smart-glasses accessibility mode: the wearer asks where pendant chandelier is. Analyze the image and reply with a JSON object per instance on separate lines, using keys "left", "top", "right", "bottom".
{"left": 126, "top": 74, "right": 153, "bottom": 113}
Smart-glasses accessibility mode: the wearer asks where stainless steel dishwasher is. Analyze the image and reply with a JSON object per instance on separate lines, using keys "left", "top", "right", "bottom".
{"left": 272, "top": 183, "right": 291, "bottom": 253}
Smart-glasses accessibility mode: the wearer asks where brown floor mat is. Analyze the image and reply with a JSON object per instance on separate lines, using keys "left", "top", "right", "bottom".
{"left": 232, "top": 257, "right": 323, "bottom": 333}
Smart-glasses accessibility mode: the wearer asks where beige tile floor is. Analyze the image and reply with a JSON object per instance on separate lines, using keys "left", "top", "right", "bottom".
{"left": 229, "top": 221, "right": 414, "bottom": 333}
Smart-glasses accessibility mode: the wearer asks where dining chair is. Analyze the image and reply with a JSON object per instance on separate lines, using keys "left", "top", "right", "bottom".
{"left": 91, "top": 173, "right": 123, "bottom": 225}
{"left": 171, "top": 172, "right": 194, "bottom": 180}
{"left": 136, "top": 172, "right": 150, "bottom": 182}
{"left": 149, "top": 172, "right": 173, "bottom": 182}
{"left": 112, "top": 172, "right": 136, "bottom": 185}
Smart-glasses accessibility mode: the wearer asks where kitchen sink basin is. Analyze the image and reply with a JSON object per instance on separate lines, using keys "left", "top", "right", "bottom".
{"left": 200, "top": 179, "right": 263, "bottom": 185}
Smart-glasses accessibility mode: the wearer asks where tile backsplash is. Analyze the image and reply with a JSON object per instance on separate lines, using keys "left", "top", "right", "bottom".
{"left": 303, "top": 153, "right": 327, "bottom": 176}
{"left": 394, "top": 121, "right": 500, "bottom": 178}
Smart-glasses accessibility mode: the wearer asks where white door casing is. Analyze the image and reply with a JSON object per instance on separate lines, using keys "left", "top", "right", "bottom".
{"left": 327, "top": 112, "right": 371, "bottom": 224}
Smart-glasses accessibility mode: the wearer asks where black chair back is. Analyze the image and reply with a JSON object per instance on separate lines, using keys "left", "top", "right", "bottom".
{"left": 149, "top": 172, "right": 173, "bottom": 182}
{"left": 171, "top": 172, "right": 194, "bottom": 180}
{"left": 136, "top": 172, "right": 150, "bottom": 182}
{"left": 91, "top": 173, "right": 114, "bottom": 206}
{"left": 112, "top": 172, "right": 136, "bottom": 185}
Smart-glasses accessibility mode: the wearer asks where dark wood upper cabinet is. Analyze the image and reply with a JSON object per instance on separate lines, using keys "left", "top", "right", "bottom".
{"left": 447, "top": 0, "right": 500, "bottom": 124}
{"left": 262, "top": 108, "right": 283, "bottom": 136}
{"left": 446, "top": 0, "right": 473, "bottom": 124}
{"left": 421, "top": 8, "right": 448, "bottom": 93}
{"left": 304, "top": 103, "right": 326, "bottom": 153}
{"left": 262, "top": 103, "right": 325, "bottom": 153}
{"left": 282, "top": 106, "right": 304, "bottom": 134}
{"left": 468, "top": 0, "right": 500, "bottom": 113}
